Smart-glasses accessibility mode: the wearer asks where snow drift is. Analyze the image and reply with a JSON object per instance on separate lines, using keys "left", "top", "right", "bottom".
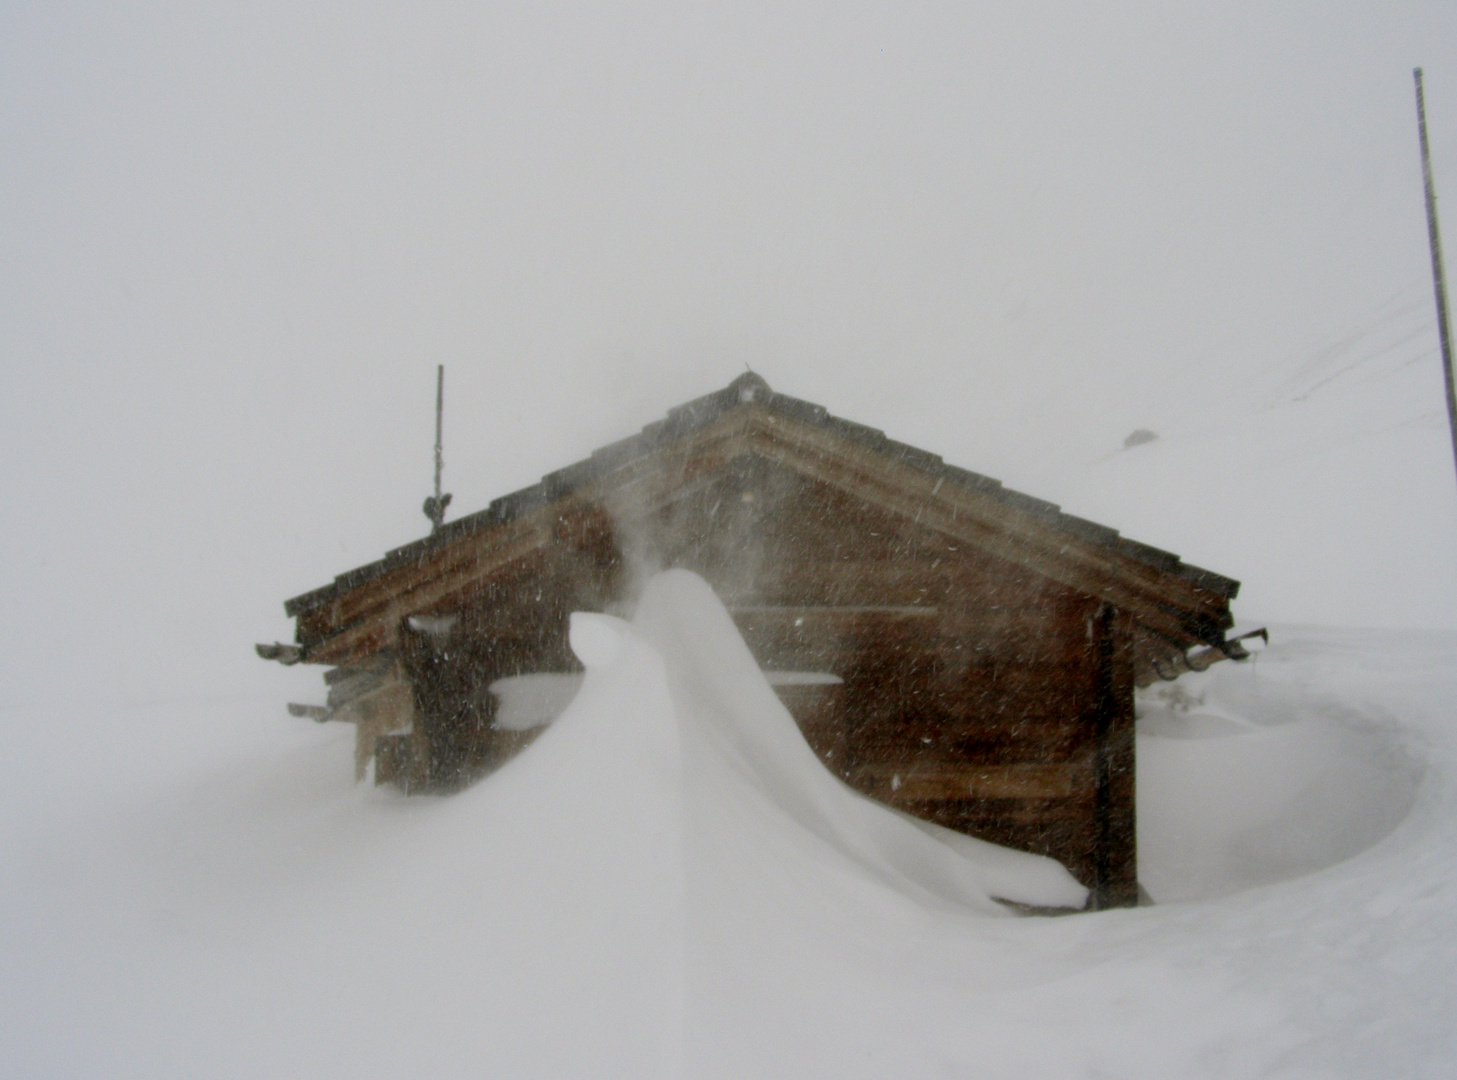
{"left": 0, "top": 584, "right": 1438, "bottom": 1080}
{"left": 0, "top": 626, "right": 1445, "bottom": 1079}
{"left": 620, "top": 568, "right": 1089, "bottom": 913}
{"left": 1136, "top": 664, "right": 1423, "bottom": 903}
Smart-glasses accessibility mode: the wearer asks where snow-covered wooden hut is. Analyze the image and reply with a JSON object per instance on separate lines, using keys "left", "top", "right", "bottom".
{"left": 260, "top": 373, "right": 1251, "bottom": 908}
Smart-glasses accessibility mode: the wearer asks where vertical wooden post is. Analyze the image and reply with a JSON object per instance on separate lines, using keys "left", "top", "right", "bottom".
{"left": 1090, "top": 605, "right": 1139, "bottom": 909}
{"left": 1415, "top": 68, "right": 1457, "bottom": 485}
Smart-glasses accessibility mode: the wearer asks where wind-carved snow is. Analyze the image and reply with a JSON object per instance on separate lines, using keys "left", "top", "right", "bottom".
{"left": 0, "top": 588, "right": 1442, "bottom": 1078}
{"left": 489, "top": 672, "right": 585, "bottom": 730}
{"left": 489, "top": 666, "right": 841, "bottom": 731}
{"left": 624, "top": 568, "right": 1089, "bottom": 913}
{"left": 1136, "top": 667, "right": 1422, "bottom": 903}
{"left": 494, "top": 569, "right": 1085, "bottom": 918}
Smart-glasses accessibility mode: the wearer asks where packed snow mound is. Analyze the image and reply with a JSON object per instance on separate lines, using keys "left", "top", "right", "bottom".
{"left": 489, "top": 672, "right": 585, "bottom": 730}
{"left": 474, "top": 576, "right": 1423, "bottom": 913}
{"left": 3, "top": 629, "right": 1454, "bottom": 1078}
{"left": 625, "top": 568, "right": 1090, "bottom": 912}
{"left": 1136, "top": 664, "right": 1422, "bottom": 902}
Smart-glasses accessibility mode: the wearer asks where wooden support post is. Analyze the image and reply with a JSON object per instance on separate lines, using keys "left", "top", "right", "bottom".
{"left": 348, "top": 679, "right": 415, "bottom": 782}
{"left": 1090, "top": 605, "right": 1139, "bottom": 909}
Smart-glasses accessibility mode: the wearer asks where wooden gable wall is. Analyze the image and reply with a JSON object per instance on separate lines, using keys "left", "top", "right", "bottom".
{"left": 620, "top": 452, "right": 1136, "bottom": 903}
{"left": 285, "top": 396, "right": 1238, "bottom": 910}
{"left": 364, "top": 450, "right": 1138, "bottom": 905}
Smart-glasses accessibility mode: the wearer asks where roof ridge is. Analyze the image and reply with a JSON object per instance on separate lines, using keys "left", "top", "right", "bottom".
{"left": 282, "top": 375, "right": 1238, "bottom": 618}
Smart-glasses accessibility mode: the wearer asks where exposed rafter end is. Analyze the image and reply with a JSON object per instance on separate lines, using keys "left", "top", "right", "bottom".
{"left": 1212, "top": 627, "right": 1270, "bottom": 664}
{"left": 1142, "top": 627, "right": 1269, "bottom": 685}
{"left": 256, "top": 642, "right": 304, "bottom": 665}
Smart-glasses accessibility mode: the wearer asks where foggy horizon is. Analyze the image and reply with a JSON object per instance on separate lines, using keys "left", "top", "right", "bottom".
{"left": 3, "top": 2, "right": 1456, "bottom": 707}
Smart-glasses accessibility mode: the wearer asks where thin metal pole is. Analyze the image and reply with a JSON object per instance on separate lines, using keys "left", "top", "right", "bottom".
{"left": 431, "top": 364, "right": 442, "bottom": 507}
{"left": 1415, "top": 68, "right": 1457, "bottom": 484}
{"left": 424, "top": 365, "right": 449, "bottom": 533}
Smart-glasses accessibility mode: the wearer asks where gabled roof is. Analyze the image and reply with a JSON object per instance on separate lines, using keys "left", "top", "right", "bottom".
{"left": 284, "top": 373, "right": 1239, "bottom": 664}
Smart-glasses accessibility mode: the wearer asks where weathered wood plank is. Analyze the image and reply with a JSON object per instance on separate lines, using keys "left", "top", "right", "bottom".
{"left": 1090, "top": 606, "right": 1138, "bottom": 908}
{"left": 852, "top": 761, "right": 1092, "bottom": 800}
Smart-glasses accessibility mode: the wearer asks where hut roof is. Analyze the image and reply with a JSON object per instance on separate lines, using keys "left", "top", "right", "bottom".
{"left": 283, "top": 373, "right": 1240, "bottom": 668}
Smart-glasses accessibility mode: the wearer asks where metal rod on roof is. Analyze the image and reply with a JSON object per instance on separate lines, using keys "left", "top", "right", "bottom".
{"left": 434, "top": 364, "right": 444, "bottom": 505}
{"left": 423, "top": 364, "right": 451, "bottom": 533}
{"left": 1414, "top": 68, "right": 1457, "bottom": 486}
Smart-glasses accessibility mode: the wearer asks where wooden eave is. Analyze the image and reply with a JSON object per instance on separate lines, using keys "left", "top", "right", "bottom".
{"left": 285, "top": 375, "right": 1238, "bottom": 667}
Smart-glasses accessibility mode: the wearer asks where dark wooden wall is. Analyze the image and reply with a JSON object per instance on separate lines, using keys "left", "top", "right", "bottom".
{"left": 385, "top": 452, "right": 1139, "bottom": 906}
{"left": 640, "top": 454, "right": 1137, "bottom": 906}
{"left": 396, "top": 506, "right": 622, "bottom": 789}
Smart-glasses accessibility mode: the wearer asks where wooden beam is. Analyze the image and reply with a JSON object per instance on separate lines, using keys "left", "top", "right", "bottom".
{"left": 296, "top": 414, "right": 759, "bottom": 664}
{"left": 302, "top": 536, "right": 551, "bottom": 665}
{"left": 852, "top": 761, "right": 1092, "bottom": 800}
{"left": 1089, "top": 606, "right": 1138, "bottom": 908}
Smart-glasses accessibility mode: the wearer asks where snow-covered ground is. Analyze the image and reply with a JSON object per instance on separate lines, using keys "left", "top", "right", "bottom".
{"left": 4, "top": 258, "right": 1456, "bottom": 1080}
{"left": 5, "top": 5, "right": 1457, "bottom": 1076}
{"left": 4, "top": 289, "right": 1456, "bottom": 1077}
{"left": 2, "top": 581, "right": 1452, "bottom": 1078}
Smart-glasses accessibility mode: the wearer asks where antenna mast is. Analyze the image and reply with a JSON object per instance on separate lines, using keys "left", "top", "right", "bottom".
{"left": 423, "top": 364, "right": 452, "bottom": 532}
{"left": 1415, "top": 68, "right": 1457, "bottom": 485}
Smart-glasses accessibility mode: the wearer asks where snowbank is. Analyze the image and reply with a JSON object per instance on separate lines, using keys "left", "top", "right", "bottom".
{"left": 0, "top": 620, "right": 1448, "bottom": 1078}
{"left": 1137, "top": 666, "right": 1422, "bottom": 902}
{"left": 630, "top": 568, "right": 1089, "bottom": 914}
{"left": 489, "top": 672, "right": 585, "bottom": 730}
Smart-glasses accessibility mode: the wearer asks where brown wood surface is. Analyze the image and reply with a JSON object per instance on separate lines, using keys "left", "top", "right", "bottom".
{"left": 293, "top": 407, "right": 1231, "bottom": 667}
{"left": 852, "top": 761, "right": 1092, "bottom": 800}
{"left": 291, "top": 413, "right": 1183, "bottom": 905}
{"left": 742, "top": 413, "right": 1229, "bottom": 641}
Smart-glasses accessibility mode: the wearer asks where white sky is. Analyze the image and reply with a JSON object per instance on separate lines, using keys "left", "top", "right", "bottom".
{"left": 2, "top": 1, "right": 1456, "bottom": 707}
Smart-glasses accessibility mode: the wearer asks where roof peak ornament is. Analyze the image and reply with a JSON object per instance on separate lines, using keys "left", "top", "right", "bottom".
{"left": 729, "top": 370, "right": 771, "bottom": 403}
